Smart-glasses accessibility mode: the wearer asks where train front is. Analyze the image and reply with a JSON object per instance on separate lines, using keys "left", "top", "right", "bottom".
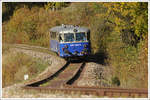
{"left": 59, "top": 27, "right": 91, "bottom": 59}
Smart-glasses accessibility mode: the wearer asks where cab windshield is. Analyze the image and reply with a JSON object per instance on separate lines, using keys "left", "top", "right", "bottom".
{"left": 64, "top": 33, "right": 75, "bottom": 42}
{"left": 76, "top": 32, "right": 86, "bottom": 42}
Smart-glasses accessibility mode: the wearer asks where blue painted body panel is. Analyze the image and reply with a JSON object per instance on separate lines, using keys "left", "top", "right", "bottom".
{"left": 50, "top": 40, "right": 90, "bottom": 57}
{"left": 59, "top": 42, "right": 90, "bottom": 57}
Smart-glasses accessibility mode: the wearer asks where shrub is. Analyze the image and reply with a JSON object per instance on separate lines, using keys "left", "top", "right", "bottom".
{"left": 111, "top": 76, "right": 120, "bottom": 86}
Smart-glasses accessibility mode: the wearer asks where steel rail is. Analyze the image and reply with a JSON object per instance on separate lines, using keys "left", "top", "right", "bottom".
{"left": 23, "top": 86, "right": 148, "bottom": 97}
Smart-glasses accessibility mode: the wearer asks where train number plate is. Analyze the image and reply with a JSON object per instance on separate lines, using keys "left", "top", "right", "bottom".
{"left": 70, "top": 44, "right": 81, "bottom": 46}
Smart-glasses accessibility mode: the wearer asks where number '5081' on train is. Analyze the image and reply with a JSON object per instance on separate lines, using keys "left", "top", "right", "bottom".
{"left": 49, "top": 24, "right": 91, "bottom": 60}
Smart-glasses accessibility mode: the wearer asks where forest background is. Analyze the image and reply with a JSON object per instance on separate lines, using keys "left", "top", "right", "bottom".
{"left": 2, "top": 2, "right": 148, "bottom": 88}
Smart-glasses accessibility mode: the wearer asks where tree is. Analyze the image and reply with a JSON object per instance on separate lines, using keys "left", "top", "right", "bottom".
{"left": 103, "top": 2, "right": 148, "bottom": 46}
{"left": 44, "top": 2, "right": 69, "bottom": 11}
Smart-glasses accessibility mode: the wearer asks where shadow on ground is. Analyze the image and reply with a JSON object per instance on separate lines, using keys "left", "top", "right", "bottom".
{"left": 66, "top": 52, "right": 108, "bottom": 65}
{"left": 86, "top": 52, "right": 108, "bottom": 65}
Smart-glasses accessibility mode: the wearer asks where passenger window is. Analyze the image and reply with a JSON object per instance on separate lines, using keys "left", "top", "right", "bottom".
{"left": 50, "top": 32, "right": 56, "bottom": 39}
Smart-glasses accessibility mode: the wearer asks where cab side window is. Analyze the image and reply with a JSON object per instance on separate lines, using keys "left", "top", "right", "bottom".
{"left": 87, "top": 31, "right": 90, "bottom": 40}
{"left": 50, "top": 32, "right": 56, "bottom": 39}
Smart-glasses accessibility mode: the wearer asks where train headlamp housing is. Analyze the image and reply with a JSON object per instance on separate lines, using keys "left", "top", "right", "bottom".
{"left": 64, "top": 49, "right": 69, "bottom": 54}
{"left": 81, "top": 51, "right": 84, "bottom": 54}
{"left": 84, "top": 44, "right": 88, "bottom": 48}
{"left": 81, "top": 48, "right": 88, "bottom": 55}
{"left": 64, "top": 45, "right": 68, "bottom": 49}
{"left": 62, "top": 45, "right": 68, "bottom": 51}
{"left": 74, "top": 51, "right": 78, "bottom": 55}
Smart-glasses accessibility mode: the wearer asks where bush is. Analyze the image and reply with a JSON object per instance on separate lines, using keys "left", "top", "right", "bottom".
{"left": 111, "top": 76, "right": 120, "bottom": 86}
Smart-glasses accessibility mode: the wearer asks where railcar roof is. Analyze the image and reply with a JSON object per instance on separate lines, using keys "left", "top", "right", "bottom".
{"left": 50, "top": 25, "right": 90, "bottom": 33}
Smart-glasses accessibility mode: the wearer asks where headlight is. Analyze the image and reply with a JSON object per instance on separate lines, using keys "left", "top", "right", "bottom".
{"left": 84, "top": 44, "right": 88, "bottom": 48}
{"left": 64, "top": 49, "right": 69, "bottom": 54}
{"left": 81, "top": 51, "right": 84, "bottom": 54}
{"left": 63, "top": 45, "right": 68, "bottom": 51}
{"left": 74, "top": 51, "right": 78, "bottom": 55}
{"left": 64, "top": 45, "right": 68, "bottom": 48}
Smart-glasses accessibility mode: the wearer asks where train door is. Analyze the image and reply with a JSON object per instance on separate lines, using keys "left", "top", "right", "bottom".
{"left": 50, "top": 31, "right": 59, "bottom": 52}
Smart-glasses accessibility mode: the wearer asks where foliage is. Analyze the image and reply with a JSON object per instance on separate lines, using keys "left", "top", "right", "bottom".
{"left": 111, "top": 76, "right": 120, "bottom": 86}
{"left": 44, "top": 2, "right": 69, "bottom": 11}
{"left": 2, "top": 2, "right": 45, "bottom": 22}
{"left": 2, "top": 44, "right": 10, "bottom": 54}
{"left": 103, "top": 2, "right": 148, "bottom": 46}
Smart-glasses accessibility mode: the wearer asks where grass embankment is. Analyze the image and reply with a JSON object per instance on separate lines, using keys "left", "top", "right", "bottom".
{"left": 2, "top": 45, "right": 49, "bottom": 88}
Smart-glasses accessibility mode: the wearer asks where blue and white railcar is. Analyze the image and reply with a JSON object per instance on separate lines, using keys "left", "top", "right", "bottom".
{"left": 49, "top": 24, "right": 91, "bottom": 59}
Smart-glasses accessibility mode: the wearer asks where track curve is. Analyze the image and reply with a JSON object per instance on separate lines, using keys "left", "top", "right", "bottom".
{"left": 23, "top": 61, "right": 85, "bottom": 88}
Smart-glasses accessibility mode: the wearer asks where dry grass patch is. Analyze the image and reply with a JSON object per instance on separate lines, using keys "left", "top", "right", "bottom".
{"left": 2, "top": 51, "right": 49, "bottom": 88}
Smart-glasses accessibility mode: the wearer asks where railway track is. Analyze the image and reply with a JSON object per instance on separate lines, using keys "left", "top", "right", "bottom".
{"left": 24, "top": 61, "right": 86, "bottom": 87}
{"left": 23, "top": 61, "right": 148, "bottom": 98}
